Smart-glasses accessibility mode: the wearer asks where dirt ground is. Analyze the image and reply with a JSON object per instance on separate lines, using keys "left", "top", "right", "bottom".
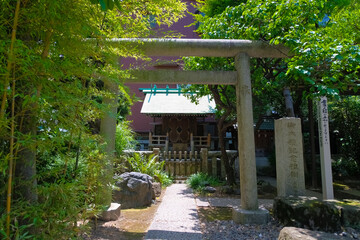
{"left": 81, "top": 180, "right": 360, "bottom": 239}
{"left": 82, "top": 190, "right": 165, "bottom": 240}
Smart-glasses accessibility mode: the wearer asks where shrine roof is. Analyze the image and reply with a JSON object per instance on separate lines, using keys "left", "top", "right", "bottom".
{"left": 140, "top": 93, "right": 216, "bottom": 116}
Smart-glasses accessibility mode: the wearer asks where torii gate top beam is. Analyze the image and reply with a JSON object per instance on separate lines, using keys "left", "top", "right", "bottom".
{"left": 108, "top": 38, "right": 289, "bottom": 58}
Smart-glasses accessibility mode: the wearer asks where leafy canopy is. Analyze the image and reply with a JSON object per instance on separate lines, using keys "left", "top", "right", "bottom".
{"left": 192, "top": 0, "right": 360, "bottom": 96}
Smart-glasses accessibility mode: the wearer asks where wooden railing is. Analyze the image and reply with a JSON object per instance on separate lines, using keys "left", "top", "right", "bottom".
{"left": 148, "top": 132, "right": 169, "bottom": 150}
{"left": 149, "top": 132, "right": 211, "bottom": 152}
{"left": 191, "top": 133, "right": 211, "bottom": 149}
{"left": 160, "top": 150, "right": 202, "bottom": 179}
{"left": 123, "top": 149, "right": 238, "bottom": 180}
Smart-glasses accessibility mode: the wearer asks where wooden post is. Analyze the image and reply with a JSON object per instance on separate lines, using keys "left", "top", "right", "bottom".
{"left": 164, "top": 151, "right": 169, "bottom": 174}
{"left": 184, "top": 151, "right": 188, "bottom": 176}
{"left": 174, "top": 151, "right": 178, "bottom": 177}
{"left": 190, "top": 151, "right": 194, "bottom": 174}
{"left": 317, "top": 96, "right": 334, "bottom": 200}
{"left": 153, "top": 148, "right": 160, "bottom": 161}
{"left": 169, "top": 151, "right": 173, "bottom": 177}
{"left": 190, "top": 132, "right": 195, "bottom": 155}
{"left": 165, "top": 132, "right": 169, "bottom": 153}
{"left": 212, "top": 156, "right": 217, "bottom": 177}
{"left": 207, "top": 133, "right": 211, "bottom": 148}
{"left": 201, "top": 148, "right": 208, "bottom": 174}
{"left": 179, "top": 151, "right": 184, "bottom": 177}
{"left": 194, "top": 151, "right": 198, "bottom": 173}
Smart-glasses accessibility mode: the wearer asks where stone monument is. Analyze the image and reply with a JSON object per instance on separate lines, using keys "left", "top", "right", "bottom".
{"left": 275, "top": 118, "right": 305, "bottom": 197}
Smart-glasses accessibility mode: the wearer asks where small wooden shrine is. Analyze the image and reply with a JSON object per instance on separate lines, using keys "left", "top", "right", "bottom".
{"left": 140, "top": 85, "right": 215, "bottom": 151}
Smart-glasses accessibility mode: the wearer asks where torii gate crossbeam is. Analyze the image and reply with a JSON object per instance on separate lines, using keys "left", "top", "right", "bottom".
{"left": 101, "top": 38, "right": 289, "bottom": 224}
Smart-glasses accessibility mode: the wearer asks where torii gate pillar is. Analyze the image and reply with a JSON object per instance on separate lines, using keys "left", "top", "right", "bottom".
{"left": 101, "top": 38, "right": 288, "bottom": 224}
{"left": 233, "top": 53, "right": 269, "bottom": 224}
{"left": 98, "top": 79, "right": 119, "bottom": 207}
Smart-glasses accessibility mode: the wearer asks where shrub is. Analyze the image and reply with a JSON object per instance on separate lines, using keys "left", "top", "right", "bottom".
{"left": 330, "top": 96, "right": 360, "bottom": 175}
{"left": 156, "top": 171, "right": 173, "bottom": 187}
{"left": 115, "top": 121, "right": 137, "bottom": 156}
{"left": 127, "top": 153, "right": 172, "bottom": 186}
{"left": 332, "top": 157, "right": 360, "bottom": 179}
{"left": 1, "top": 134, "right": 109, "bottom": 239}
{"left": 186, "top": 172, "right": 224, "bottom": 192}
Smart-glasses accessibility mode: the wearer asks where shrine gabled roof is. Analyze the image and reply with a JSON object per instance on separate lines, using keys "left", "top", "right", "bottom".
{"left": 140, "top": 93, "right": 216, "bottom": 116}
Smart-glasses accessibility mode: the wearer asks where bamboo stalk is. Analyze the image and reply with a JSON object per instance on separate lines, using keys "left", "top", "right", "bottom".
{"left": 6, "top": 59, "right": 17, "bottom": 240}
{"left": 63, "top": 132, "right": 73, "bottom": 176}
{"left": 1, "top": 0, "right": 21, "bottom": 119}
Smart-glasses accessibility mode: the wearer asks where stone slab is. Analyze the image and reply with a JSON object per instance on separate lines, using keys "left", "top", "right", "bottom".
{"left": 196, "top": 197, "right": 273, "bottom": 209}
{"left": 232, "top": 207, "right": 269, "bottom": 224}
{"left": 152, "top": 182, "right": 162, "bottom": 198}
{"left": 278, "top": 227, "right": 343, "bottom": 240}
{"left": 195, "top": 197, "right": 210, "bottom": 207}
{"left": 98, "top": 203, "right": 121, "bottom": 221}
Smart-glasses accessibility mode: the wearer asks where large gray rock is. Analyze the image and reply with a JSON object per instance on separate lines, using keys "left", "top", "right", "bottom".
{"left": 278, "top": 227, "right": 343, "bottom": 240}
{"left": 204, "top": 186, "right": 216, "bottom": 193}
{"left": 113, "top": 172, "right": 155, "bottom": 209}
{"left": 274, "top": 197, "right": 360, "bottom": 232}
{"left": 274, "top": 197, "right": 342, "bottom": 232}
{"left": 340, "top": 199, "right": 360, "bottom": 228}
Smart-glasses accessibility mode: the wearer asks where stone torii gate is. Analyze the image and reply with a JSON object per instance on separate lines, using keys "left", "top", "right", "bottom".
{"left": 100, "top": 38, "right": 289, "bottom": 224}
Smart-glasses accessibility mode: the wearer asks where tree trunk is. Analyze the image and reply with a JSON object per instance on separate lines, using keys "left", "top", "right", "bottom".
{"left": 283, "top": 87, "right": 295, "bottom": 117}
{"left": 15, "top": 112, "right": 38, "bottom": 203}
{"left": 208, "top": 85, "right": 236, "bottom": 185}
{"left": 218, "top": 123, "right": 235, "bottom": 185}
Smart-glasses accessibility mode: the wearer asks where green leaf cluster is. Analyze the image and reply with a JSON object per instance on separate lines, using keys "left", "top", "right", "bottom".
{"left": 126, "top": 152, "right": 172, "bottom": 186}
{"left": 186, "top": 172, "right": 224, "bottom": 193}
{"left": 115, "top": 121, "right": 137, "bottom": 156}
{"left": 0, "top": 0, "right": 186, "bottom": 238}
{"left": 192, "top": 0, "right": 360, "bottom": 97}
{"left": 329, "top": 96, "right": 360, "bottom": 173}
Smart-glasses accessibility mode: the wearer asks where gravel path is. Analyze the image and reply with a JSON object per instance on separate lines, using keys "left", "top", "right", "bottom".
{"left": 145, "top": 184, "right": 282, "bottom": 240}
{"left": 200, "top": 219, "right": 283, "bottom": 240}
{"left": 145, "top": 184, "right": 202, "bottom": 240}
{"left": 196, "top": 196, "right": 283, "bottom": 240}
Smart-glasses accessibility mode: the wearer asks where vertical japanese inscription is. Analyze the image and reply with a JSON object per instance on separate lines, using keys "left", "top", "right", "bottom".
{"left": 287, "top": 122, "right": 299, "bottom": 191}
{"left": 275, "top": 118, "right": 306, "bottom": 197}
{"left": 317, "top": 96, "right": 334, "bottom": 199}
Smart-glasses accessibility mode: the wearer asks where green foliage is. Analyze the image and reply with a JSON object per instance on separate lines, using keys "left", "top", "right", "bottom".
{"left": 186, "top": 172, "right": 224, "bottom": 193}
{"left": 127, "top": 153, "right": 172, "bottom": 186}
{"left": 0, "top": 181, "right": 98, "bottom": 240}
{"left": 330, "top": 96, "right": 360, "bottom": 177}
{"left": 189, "top": 0, "right": 360, "bottom": 104}
{"left": 155, "top": 171, "right": 173, "bottom": 187}
{"left": 194, "top": 0, "right": 246, "bottom": 17}
{"left": 332, "top": 157, "right": 360, "bottom": 179}
{"left": 0, "top": 134, "right": 109, "bottom": 239}
{"left": 115, "top": 121, "right": 137, "bottom": 156}
{"left": 127, "top": 153, "right": 162, "bottom": 176}
{"left": 90, "top": 0, "right": 123, "bottom": 11}
{"left": 0, "top": 0, "right": 186, "bottom": 237}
